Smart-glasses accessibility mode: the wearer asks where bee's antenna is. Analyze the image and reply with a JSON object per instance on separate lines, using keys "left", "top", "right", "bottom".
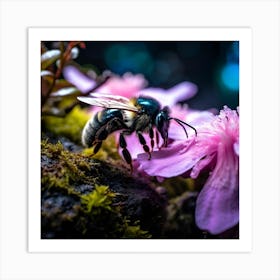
{"left": 169, "top": 117, "right": 197, "bottom": 138}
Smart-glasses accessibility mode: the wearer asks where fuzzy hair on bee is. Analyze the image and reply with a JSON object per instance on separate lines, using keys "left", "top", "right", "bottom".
{"left": 78, "top": 93, "right": 197, "bottom": 172}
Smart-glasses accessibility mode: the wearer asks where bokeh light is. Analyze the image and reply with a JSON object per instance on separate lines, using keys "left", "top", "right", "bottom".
{"left": 105, "top": 43, "right": 153, "bottom": 77}
{"left": 221, "top": 63, "right": 239, "bottom": 92}
{"left": 47, "top": 41, "right": 240, "bottom": 110}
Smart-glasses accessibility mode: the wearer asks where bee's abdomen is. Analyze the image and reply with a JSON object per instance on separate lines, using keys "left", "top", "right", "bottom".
{"left": 81, "top": 114, "right": 100, "bottom": 147}
{"left": 81, "top": 109, "right": 127, "bottom": 147}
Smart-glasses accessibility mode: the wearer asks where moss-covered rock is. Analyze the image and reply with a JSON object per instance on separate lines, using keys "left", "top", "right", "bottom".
{"left": 162, "top": 191, "right": 203, "bottom": 238}
{"left": 41, "top": 141, "right": 166, "bottom": 239}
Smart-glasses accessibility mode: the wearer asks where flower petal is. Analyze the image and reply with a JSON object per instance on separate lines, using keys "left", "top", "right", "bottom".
{"left": 190, "top": 153, "right": 215, "bottom": 178}
{"left": 195, "top": 144, "right": 239, "bottom": 234}
{"left": 117, "top": 133, "right": 147, "bottom": 160}
{"left": 233, "top": 142, "right": 239, "bottom": 156}
{"left": 168, "top": 109, "right": 214, "bottom": 140}
{"left": 63, "top": 65, "right": 96, "bottom": 93}
{"left": 141, "top": 81, "right": 197, "bottom": 107}
{"left": 137, "top": 140, "right": 202, "bottom": 178}
{"left": 195, "top": 179, "right": 239, "bottom": 235}
{"left": 96, "top": 73, "right": 147, "bottom": 98}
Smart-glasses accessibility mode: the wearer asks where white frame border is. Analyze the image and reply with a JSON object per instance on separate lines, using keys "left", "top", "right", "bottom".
{"left": 28, "top": 27, "right": 252, "bottom": 253}
{"left": 1, "top": 1, "right": 279, "bottom": 279}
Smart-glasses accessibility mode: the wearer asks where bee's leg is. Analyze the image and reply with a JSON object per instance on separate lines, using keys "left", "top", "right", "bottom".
{"left": 163, "top": 132, "right": 168, "bottom": 147}
{"left": 137, "top": 131, "right": 151, "bottom": 160}
{"left": 96, "top": 128, "right": 108, "bottom": 142}
{"left": 148, "top": 125, "right": 155, "bottom": 152}
{"left": 93, "top": 141, "right": 102, "bottom": 154}
{"left": 92, "top": 128, "right": 109, "bottom": 154}
{"left": 119, "top": 133, "right": 133, "bottom": 173}
{"left": 85, "top": 141, "right": 102, "bottom": 158}
{"left": 155, "top": 131, "right": 160, "bottom": 150}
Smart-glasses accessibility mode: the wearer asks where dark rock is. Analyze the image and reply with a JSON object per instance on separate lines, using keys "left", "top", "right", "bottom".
{"left": 162, "top": 191, "right": 205, "bottom": 238}
{"left": 41, "top": 141, "right": 167, "bottom": 239}
{"left": 41, "top": 190, "right": 82, "bottom": 239}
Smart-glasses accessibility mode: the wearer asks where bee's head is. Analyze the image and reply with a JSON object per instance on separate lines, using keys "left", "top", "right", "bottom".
{"left": 155, "top": 106, "right": 197, "bottom": 147}
{"left": 155, "top": 106, "right": 170, "bottom": 147}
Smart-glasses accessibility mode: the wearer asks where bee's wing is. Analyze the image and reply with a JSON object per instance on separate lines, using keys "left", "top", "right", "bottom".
{"left": 77, "top": 93, "right": 139, "bottom": 112}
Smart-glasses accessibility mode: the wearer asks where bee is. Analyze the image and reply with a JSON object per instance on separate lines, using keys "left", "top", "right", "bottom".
{"left": 77, "top": 93, "right": 197, "bottom": 171}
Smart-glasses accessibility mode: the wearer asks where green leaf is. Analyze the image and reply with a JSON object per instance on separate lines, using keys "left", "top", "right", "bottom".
{"left": 50, "top": 87, "right": 80, "bottom": 97}
{"left": 41, "top": 49, "right": 61, "bottom": 70}
{"left": 41, "top": 70, "right": 55, "bottom": 84}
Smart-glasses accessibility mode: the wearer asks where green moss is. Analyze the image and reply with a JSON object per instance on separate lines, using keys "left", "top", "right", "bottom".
{"left": 41, "top": 140, "right": 64, "bottom": 158}
{"left": 161, "top": 177, "right": 196, "bottom": 198}
{"left": 123, "top": 220, "right": 152, "bottom": 238}
{"left": 41, "top": 141, "right": 153, "bottom": 238}
{"left": 41, "top": 140, "right": 96, "bottom": 194}
{"left": 81, "top": 185, "right": 117, "bottom": 214}
{"left": 79, "top": 185, "right": 152, "bottom": 238}
{"left": 42, "top": 106, "right": 90, "bottom": 144}
{"left": 163, "top": 191, "right": 197, "bottom": 238}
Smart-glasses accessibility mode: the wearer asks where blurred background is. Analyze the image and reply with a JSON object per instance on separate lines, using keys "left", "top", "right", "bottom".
{"left": 47, "top": 41, "right": 239, "bottom": 111}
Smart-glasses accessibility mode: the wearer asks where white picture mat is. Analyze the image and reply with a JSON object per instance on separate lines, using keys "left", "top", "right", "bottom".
{"left": 28, "top": 27, "right": 251, "bottom": 253}
{"left": 0, "top": 0, "right": 279, "bottom": 280}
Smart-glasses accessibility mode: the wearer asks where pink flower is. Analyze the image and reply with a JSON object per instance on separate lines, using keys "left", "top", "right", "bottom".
{"left": 140, "top": 81, "right": 197, "bottom": 107}
{"left": 168, "top": 105, "right": 215, "bottom": 140}
{"left": 63, "top": 65, "right": 97, "bottom": 93}
{"left": 95, "top": 73, "right": 198, "bottom": 108}
{"left": 137, "top": 106, "right": 239, "bottom": 234}
{"left": 64, "top": 63, "right": 198, "bottom": 105}
{"left": 96, "top": 72, "right": 147, "bottom": 98}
